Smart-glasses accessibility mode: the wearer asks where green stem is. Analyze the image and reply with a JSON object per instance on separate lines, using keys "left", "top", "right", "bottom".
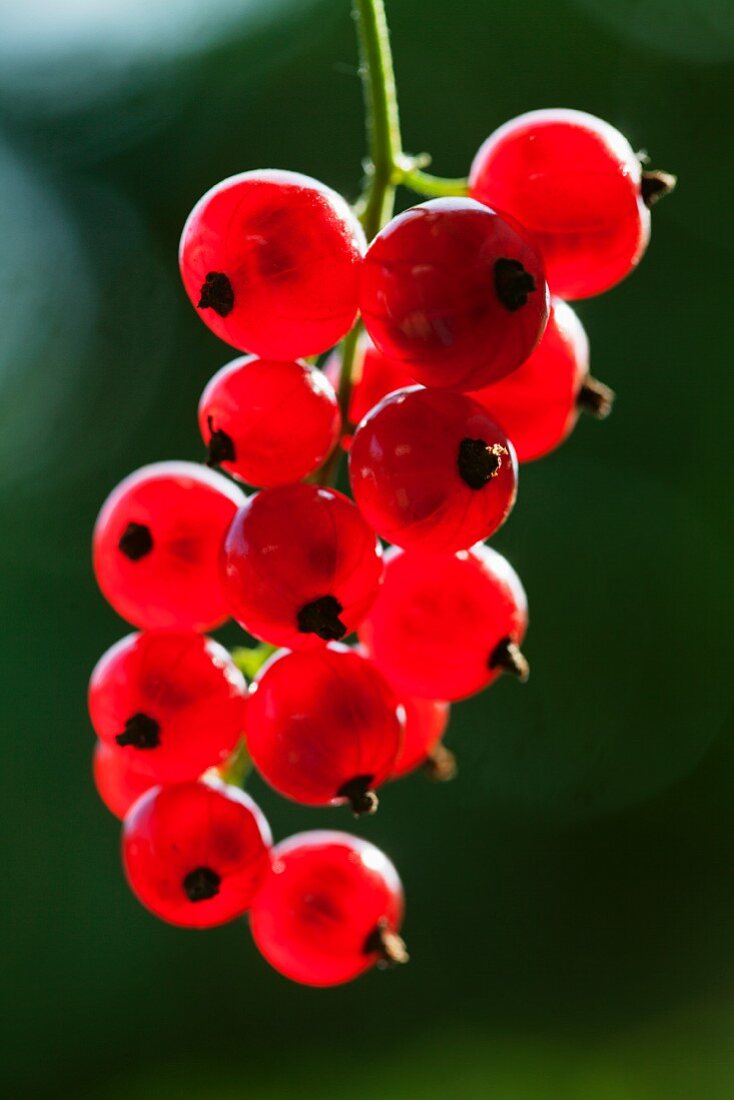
{"left": 400, "top": 168, "right": 469, "bottom": 198}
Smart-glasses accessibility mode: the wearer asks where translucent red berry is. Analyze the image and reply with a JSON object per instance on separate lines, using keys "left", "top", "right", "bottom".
{"left": 469, "top": 298, "right": 613, "bottom": 462}
{"left": 359, "top": 544, "right": 528, "bottom": 701}
{"left": 391, "top": 697, "right": 450, "bottom": 780}
{"left": 220, "top": 484, "right": 383, "bottom": 649}
{"left": 93, "top": 461, "right": 244, "bottom": 632}
{"left": 92, "top": 741, "right": 156, "bottom": 820}
{"left": 245, "top": 644, "right": 403, "bottom": 813}
{"left": 249, "top": 830, "right": 406, "bottom": 986}
{"left": 349, "top": 385, "right": 518, "bottom": 551}
{"left": 88, "top": 631, "right": 246, "bottom": 782}
{"left": 122, "top": 779, "right": 272, "bottom": 928}
{"left": 179, "top": 169, "right": 366, "bottom": 359}
{"left": 469, "top": 109, "right": 651, "bottom": 299}
{"left": 198, "top": 355, "right": 340, "bottom": 486}
{"left": 359, "top": 197, "right": 549, "bottom": 391}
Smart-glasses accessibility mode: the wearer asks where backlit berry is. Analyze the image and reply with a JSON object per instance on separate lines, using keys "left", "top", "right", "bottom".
{"left": 220, "top": 484, "right": 383, "bottom": 649}
{"left": 88, "top": 632, "right": 246, "bottom": 782}
{"left": 92, "top": 741, "right": 156, "bottom": 820}
{"left": 179, "top": 169, "right": 365, "bottom": 359}
{"left": 249, "top": 830, "right": 406, "bottom": 986}
{"left": 122, "top": 779, "right": 272, "bottom": 928}
{"left": 245, "top": 645, "right": 403, "bottom": 813}
{"left": 198, "top": 355, "right": 340, "bottom": 486}
{"left": 469, "top": 109, "right": 651, "bottom": 299}
{"left": 349, "top": 385, "right": 518, "bottom": 551}
{"left": 360, "top": 544, "right": 528, "bottom": 701}
{"left": 359, "top": 197, "right": 549, "bottom": 391}
{"left": 391, "top": 697, "right": 451, "bottom": 780}
{"left": 469, "top": 298, "right": 614, "bottom": 462}
{"left": 93, "top": 461, "right": 244, "bottom": 632}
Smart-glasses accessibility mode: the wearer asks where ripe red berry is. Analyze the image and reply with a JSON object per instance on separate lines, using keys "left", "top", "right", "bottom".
{"left": 359, "top": 197, "right": 549, "bottom": 391}
{"left": 198, "top": 355, "right": 340, "bottom": 486}
{"left": 179, "top": 169, "right": 365, "bottom": 359}
{"left": 88, "top": 631, "right": 246, "bottom": 782}
{"left": 220, "top": 484, "right": 383, "bottom": 649}
{"left": 122, "top": 779, "right": 272, "bottom": 928}
{"left": 325, "top": 335, "right": 414, "bottom": 446}
{"left": 469, "top": 109, "right": 651, "bottom": 299}
{"left": 249, "top": 830, "right": 406, "bottom": 986}
{"left": 391, "top": 697, "right": 451, "bottom": 780}
{"left": 245, "top": 645, "right": 403, "bottom": 813}
{"left": 92, "top": 741, "right": 156, "bottom": 820}
{"left": 93, "top": 461, "right": 244, "bottom": 632}
{"left": 349, "top": 386, "right": 518, "bottom": 552}
{"left": 469, "top": 298, "right": 614, "bottom": 462}
{"left": 359, "top": 544, "right": 528, "bottom": 701}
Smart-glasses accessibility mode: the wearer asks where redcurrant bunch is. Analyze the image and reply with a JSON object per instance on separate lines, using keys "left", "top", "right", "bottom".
{"left": 88, "top": 0, "right": 673, "bottom": 987}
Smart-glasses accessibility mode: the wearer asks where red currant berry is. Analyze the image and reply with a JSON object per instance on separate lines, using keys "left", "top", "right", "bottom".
{"left": 92, "top": 741, "right": 156, "bottom": 820}
{"left": 122, "top": 779, "right": 272, "bottom": 928}
{"left": 359, "top": 544, "right": 528, "bottom": 701}
{"left": 245, "top": 644, "right": 403, "bottom": 813}
{"left": 179, "top": 170, "right": 365, "bottom": 359}
{"left": 249, "top": 830, "right": 406, "bottom": 986}
{"left": 220, "top": 484, "right": 383, "bottom": 649}
{"left": 88, "top": 632, "right": 246, "bottom": 782}
{"left": 359, "top": 197, "right": 549, "bottom": 391}
{"left": 469, "top": 109, "right": 651, "bottom": 299}
{"left": 469, "top": 298, "right": 614, "bottom": 462}
{"left": 325, "top": 335, "right": 415, "bottom": 447}
{"left": 93, "top": 461, "right": 244, "bottom": 632}
{"left": 349, "top": 386, "right": 518, "bottom": 552}
{"left": 198, "top": 355, "right": 340, "bottom": 486}
{"left": 391, "top": 697, "right": 451, "bottom": 780}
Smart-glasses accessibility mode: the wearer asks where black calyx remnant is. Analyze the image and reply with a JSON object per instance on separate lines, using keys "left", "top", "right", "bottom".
{"left": 364, "top": 918, "right": 409, "bottom": 966}
{"left": 198, "top": 272, "right": 234, "bottom": 317}
{"left": 457, "top": 438, "right": 507, "bottom": 489}
{"left": 116, "top": 712, "right": 161, "bottom": 750}
{"left": 488, "top": 636, "right": 530, "bottom": 682}
{"left": 494, "top": 257, "right": 537, "bottom": 311}
{"left": 641, "top": 170, "right": 677, "bottom": 208}
{"left": 206, "top": 416, "right": 236, "bottom": 468}
{"left": 338, "top": 775, "right": 378, "bottom": 817}
{"left": 118, "top": 522, "right": 153, "bottom": 561}
{"left": 182, "top": 866, "right": 221, "bottom": 903}
{"left": 297, "top": 595, "right": 347, "bottom": 641}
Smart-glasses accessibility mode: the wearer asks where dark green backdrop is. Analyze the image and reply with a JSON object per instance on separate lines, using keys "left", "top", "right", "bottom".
{"left": 2, "top": 1, "right": 733, "bottom": 1096}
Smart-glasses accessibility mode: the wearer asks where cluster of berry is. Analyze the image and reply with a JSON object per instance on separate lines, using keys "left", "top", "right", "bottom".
{"left": 90, "top": 108, "right": 671, "bottom": 987}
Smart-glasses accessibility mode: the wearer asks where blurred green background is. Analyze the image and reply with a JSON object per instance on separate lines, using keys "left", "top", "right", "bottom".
{"left": 2, "top": 0, "right": 733, "bottom": 1096}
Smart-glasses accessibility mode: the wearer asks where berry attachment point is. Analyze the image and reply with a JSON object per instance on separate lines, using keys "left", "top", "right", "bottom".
{"left": 118, "top": 522, "right": 153, "bottom": 561}
{"left": 198, "top": 272, "right": 234, "bottom": 317}
{"left": 494, "top": 257, "right": 537, "bottom": 311}
{"left": 457, "top": 438, "right": 507, "bottom": 489}
{"left": 489, "top": 636, "right": 530, "bottom": 682}
{"left": 296, "top": 595, "right": 347, "bottom": 641}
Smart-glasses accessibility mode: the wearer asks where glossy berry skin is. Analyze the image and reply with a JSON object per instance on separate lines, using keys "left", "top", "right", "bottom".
{"left": 92, "top": 741, "right": 155, "bottom": 820}
{"left": 220, "top": 484, "right": 383, "bottom": 649}
{"left": 88, "top": 632, "right": 246, "bottom": 782}
{"left": 360, "top": 544, "right": 528, "bottom": 701}
{"left": 245, "top": 645, "right": 403, "bottom": 813}
{"left": 198, "top": 355, "right": 340, "bottom": 486}
{"left": 250, "top": 831, "right": 405, "bottom": 987}
{"left": 179, "top": 169, "right": 366, "bottom": 359}
{"left": 93, "top": 461, "right": 244, "bottom": 632}
{"left": 122, "top": 779, "right": 272, "bottom": 928}
{"left": 391, "top": 697, "right": 450, "bottom": 780}
{"left": 469, "top": 298, "right": 590, "bottom": 462}
{"left": 469, "top": 109, "right": 650, "bottom": 299}
{"left": 349, "top": 386, "right": 518, "bottom": 552}
{"left": 359, "top": 197, "right": 549, "bottom": 391}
